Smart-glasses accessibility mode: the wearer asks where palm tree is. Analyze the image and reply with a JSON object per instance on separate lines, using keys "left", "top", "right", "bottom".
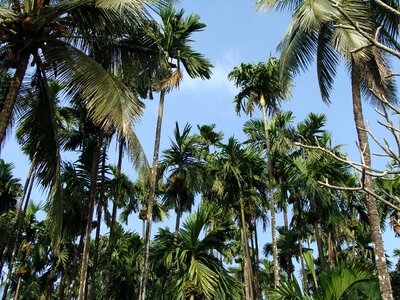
{"left": 149, "top": 205, "right": 240, "bottom": 300}
{"left": 139, "top": 5, "right": 212, "bottom": 299}
{"left": 228, "top": 57, "right": 292, "bottom": 287}
{"left": 159, "top": 122, "right": 205, "bottom": 240}
{"left": 210, "top": 137, "right": 266, "bottom": 300}
{"left": 256, "top": 0, "right": 396, "bottom": 297}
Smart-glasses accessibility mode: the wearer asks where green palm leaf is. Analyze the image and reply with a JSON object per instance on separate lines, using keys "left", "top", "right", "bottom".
{"left": 43, "top": 41, "right": 143, "bottom": 137}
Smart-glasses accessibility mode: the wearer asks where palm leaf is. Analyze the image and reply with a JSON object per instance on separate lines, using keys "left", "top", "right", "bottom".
{"left": 317, "top": 23, "right": 339, "bottom": 103}
{"left": 42, "top": 41, "right": 143, "bottom": 137}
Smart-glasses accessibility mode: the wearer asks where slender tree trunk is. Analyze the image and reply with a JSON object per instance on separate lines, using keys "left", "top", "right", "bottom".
{"left": 327, "top": 230, "right": 335, "bottom": 269}
{"left": 0, "top": 159, "right": 35, "bottom": 274}
{"left": 2, "top": 168, "right": 35, "bottom": 300}
{"left": 252, "top": 215, "right": 261, "bottom": 300}
{"left": 104, "top": 140, "right": 123, "bottom": 299}
{"left": 58, "top": 273, "right": 66, "bottom": 300}
{"left": 240, "top": 198, "right": 254, "bottom": 300}
{"left": 261, "top": 102, "right": 279, "bottom": 286}
{"left": 78, "top": 136, "right": 102, "bottom": 300}
{"left": 314, "top": 221, "right": 327, "bottom": 271}
{"left": 89, "top": 203, "right": 102, "bottom": 300}
{"left": 282, "top": 203, "right": 293, "bottom": 279}
{"left": 351, "top": 61, "right": 393, "bottom": 300}
{"left": 14, "top": 277, "right": 22, "bottom": 300}
{"left": 139, "top": 89, "right": 166, "bottom": 300}
{"left": 298, "top": 241, "right": 308, "bottom": 295}
{"left": 0, "top": 53, "right": 29, "bottom": 146}
{"left": 174, "top": 198, "right": 182, "bottom": 243}
{"left": 89, "top": 147, "right": 106, "bottom": 300}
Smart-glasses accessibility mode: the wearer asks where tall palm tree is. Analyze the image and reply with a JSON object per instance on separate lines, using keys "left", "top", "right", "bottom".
{"left": 159, "top": 122, "right": 205, "bottom": 240}
{"left": 210, "top": 137, "right": 266, "bottom": 300}
{"left": 256, "top": 0, "right": 396, "bottom": 296}
{"left": 149, "top": 205, "right": 240, "bottom": 300}
{"left": 139, "top": 5, "right": 212, "bottom": 299}
{"left": 228, "top": 57, "right": 292, "bottom": 287}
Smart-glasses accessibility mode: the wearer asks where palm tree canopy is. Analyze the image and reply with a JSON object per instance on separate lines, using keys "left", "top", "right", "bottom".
{"left": 228, "top": 57, "right": 292, "bottom": 116}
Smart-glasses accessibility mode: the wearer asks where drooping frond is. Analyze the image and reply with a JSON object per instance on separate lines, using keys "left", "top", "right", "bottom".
{"left": 42, "top": 41, "right": 143, "bottom": 137}
{"left": 317, "top": 23, "right": 339, "bottom": 103}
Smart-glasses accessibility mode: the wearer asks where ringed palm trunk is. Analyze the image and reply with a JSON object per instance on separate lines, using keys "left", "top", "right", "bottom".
{"left": 78, "top": 136, "right": 103, "bottom": 300}
{"left": 0, "top": 53, "right": 30, "bottom": 146}
{"left": 240, "top": 198, "right": 254, "bottom": 300}
{"left": 139, "top": 89, "right": 166, "bottom": 300}
{"left": 351, "top": 60, "right": 393, "bottom": 300}
{"left": 174, "top": 197, "right": 182, "bottom": 243}
{"left": 260, "top": 99, "right": 279, "bottom": 287}
{"left": 104, "top": 140, "right": 123, "bottom": 299}
{"left": 89, "top": 148, "right": 106, "bottom": 300}
{"left": 314, "top": 220, "right": 327, "bottom": 271}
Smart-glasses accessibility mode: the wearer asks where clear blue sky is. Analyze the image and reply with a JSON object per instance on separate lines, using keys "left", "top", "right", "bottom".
{"left": 2, "top": 0, "right": 398, "bottom": 271}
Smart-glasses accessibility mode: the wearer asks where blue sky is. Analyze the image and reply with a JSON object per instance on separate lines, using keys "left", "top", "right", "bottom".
{"left": 2, "top": 0, "right": 399, "bottom": 271}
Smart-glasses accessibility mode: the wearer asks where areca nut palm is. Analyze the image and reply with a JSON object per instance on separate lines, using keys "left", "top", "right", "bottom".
{"left": 256, "top": 0, "right": 397, "bottom": 297}
{"left": 211, "top": 137, "right": 266, "bottom": 299}
{"left": 139, "top": 5, "right": 213, "bottom": 300}
{"left": 150, "top": 205, "right": 240, "bottom": 300}
{"left": 0, "top": 0, "right": 158, "bottom": 147}
{"left": 228, "top": 57, "right": 292, "bottom": 287}
{"left": 159, "top": 122, "right": 205, "bottom": 241}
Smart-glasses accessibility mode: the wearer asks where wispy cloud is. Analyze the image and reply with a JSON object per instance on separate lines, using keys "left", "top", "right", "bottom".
{"left": 180, "top": 50, "right": 241, "bottom": 95}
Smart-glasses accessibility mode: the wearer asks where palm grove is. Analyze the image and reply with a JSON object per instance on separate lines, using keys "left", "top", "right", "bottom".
{"left": 1, "top": 0, "right": 400, "bottom": 298}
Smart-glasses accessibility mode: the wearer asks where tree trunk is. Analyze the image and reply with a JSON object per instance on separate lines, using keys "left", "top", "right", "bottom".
{"left": 351, "top": 61, "right": 393, "bottom": 300}
{"left": 283, "top": 203, "right": 293, "bottom": 279}
{"left": 2, "top": 166, "right": 35, "bottom": 300}
{"left": 0, "top": 159, "right": 35, "bottom": 274}
{"left": 314, "top": 221, "right": 327, "bottom": 271}
{"left": 327, "top": 230, "right": 335, "bottom": 269}
{"left": 89, "top": 147, "right": 106, "bottom": 300}
{"left": 174, "top": 198, "right": 182, "bottom": 243}
{"left": 252, "top": 215, "right": 261, "bottom": 300}
{"left": 240, "top": 198, "right": 254, "bottom": 300}
{"left": 298, "top": 241, "right": 309, "bottom": 295}
{"left": 78, "top": 136, "right": 102, "bottom": 300}
{"left": 104, "top": 140, "right": 123, "bottom": 299}
{"left": 0, "top": 53, "right": 29, "bottom": 146}
{"left": 139, "top": 89, "right": 166, "bottom": 300}
{"left": 261, "top": 102, "right": 279, "bottom": 287}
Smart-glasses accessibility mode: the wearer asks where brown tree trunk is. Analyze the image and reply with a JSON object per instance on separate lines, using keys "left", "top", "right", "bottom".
{"left": 104, "top": 140, "right": 123, "bottom": 299}
{"left": 351, "top": 61, "right": 393, "bottom": 300}
{"left": 314, "top": 221, "right": 327, "bottom": 271}
{"left": 327, "top": 230, "right": 335, "bottom": 269}
{"left": 252, "top": 215, "right": 261, "bottom": 300}
{"left": 240, "top": 198, "right": 254, "bottom": 300}
{"left": 174, "top": 198, "right": 182, "bottom": 243}
{"left": 78, "top": 136, "right": 102, "bottom": 300}
{"left": 0, "top": 53, "right": 29, "bottom": 146}
{"left": 298, "top": 241, "right": 309, "bottom": 295}
{"left": 261, "top": 102, "right": 279, "bottom": 287}
{"left": 139, "top": 89, "right": 166, "bottom": 300}
{"left": 89, "top": 148, "right": 107, "bottom": 300}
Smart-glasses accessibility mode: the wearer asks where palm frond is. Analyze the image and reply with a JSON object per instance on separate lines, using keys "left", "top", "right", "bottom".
{"left": 43, "top": 41, "right": 143, "bottom": 137}
{"left": 317, "top": 23, "right": 339, "bottom": 103}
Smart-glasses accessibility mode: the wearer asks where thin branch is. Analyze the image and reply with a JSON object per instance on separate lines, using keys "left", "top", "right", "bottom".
{"left": 318, "top": 179, "right": 400, "bottom": 211}
{"left": 295, "top": 142, "right": 399, "bottom": 176}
